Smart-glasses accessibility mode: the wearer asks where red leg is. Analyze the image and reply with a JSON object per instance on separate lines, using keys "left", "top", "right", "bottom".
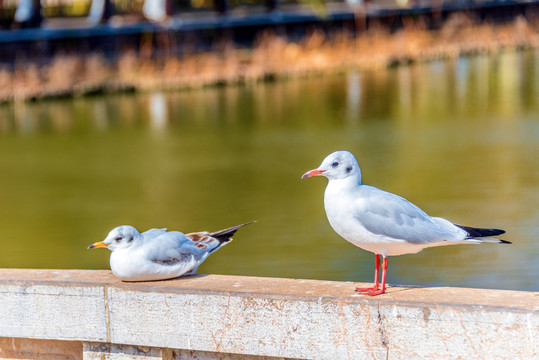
{"left": 355, "top": 254, "right": 380, "bottom": 292}
{"left": 364, "top": 256, "right": 388, "bottom": 296}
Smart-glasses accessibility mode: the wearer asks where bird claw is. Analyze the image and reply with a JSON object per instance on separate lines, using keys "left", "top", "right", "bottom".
{"left": 355, "top": 285, "right": 379, "bottom": 293}
{"left": 362, "top": 288, "right": 386, "bottom": 296}
{"left": 355, "top": 285, "right": 386, "bottom": 296}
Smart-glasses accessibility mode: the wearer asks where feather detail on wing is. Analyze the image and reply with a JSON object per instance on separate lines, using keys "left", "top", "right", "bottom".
{"left": 151, "top": 252, "right": 194, "bottom": 265}
{"left": 184, "top": 233, "right": 223, "bottom": 253}
{"left": 354, "top": 187, "right": 465, "bottom": 244}
{"left": 146, "top": 222, "right": 255, "bottom": 270}
{"left": 149, "top": 251, "right": 198, "bottom": 279}
{"left": 186, "top": 221, "right": 255, "bottom": 253}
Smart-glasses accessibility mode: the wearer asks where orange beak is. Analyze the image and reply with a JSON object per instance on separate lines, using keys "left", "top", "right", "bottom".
{"left": 301, "top": 169, "right": 326, "bottom": 179}
{"left": 88, "top": 241, "right": 108, "bottom": 249}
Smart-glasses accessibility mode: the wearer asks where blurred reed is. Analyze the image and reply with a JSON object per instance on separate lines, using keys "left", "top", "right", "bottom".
{"left": 1, "top": 13, "right": 538, "bottom": 102}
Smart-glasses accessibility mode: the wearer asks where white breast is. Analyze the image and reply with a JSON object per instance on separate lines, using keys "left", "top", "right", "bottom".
{"left": 110, "top": 247, "right": 198, "bottom": 281}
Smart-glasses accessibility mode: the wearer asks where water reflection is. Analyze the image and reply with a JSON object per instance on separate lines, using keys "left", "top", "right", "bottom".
{"left": 0, "top": 50, "right": 537, "bottom": 291}
{"left": 0, "top": 51, "right": 537, "bottom": 134}
{"left": 148, "top": 92, "right": 168, "bottom": 131}
{"left": 345, "top": 71, "right": 362, "bottom": 123}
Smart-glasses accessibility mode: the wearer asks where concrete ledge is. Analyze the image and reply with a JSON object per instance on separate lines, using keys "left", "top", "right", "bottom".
{"left": 0, "top": 269, "right": 537, "bottom": 359}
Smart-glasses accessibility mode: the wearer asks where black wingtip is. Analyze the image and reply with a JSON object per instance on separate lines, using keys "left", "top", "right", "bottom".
{"left": 499, "top": 239, "right": 512, "bottom": 244}
{"left": 210, "top": 221, "right": 256, "bottom": 243}
{"left": 455, "top": 224, "right": 506, "bottom": 238}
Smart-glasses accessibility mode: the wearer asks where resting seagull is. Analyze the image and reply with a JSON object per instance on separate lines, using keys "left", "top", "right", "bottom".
{"left": 302, "top": 150, "right": 509, "bottom": 296}
{"left": 88, "top": 222, "right": 254, "bottom": 281}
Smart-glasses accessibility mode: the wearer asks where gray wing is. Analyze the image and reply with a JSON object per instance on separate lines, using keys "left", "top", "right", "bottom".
{"left": 142, "top": 228, "right": 167, "bottom": 238}
{"left": 354, "top": 186, "right": 464, "bottom": 244}
{"left": 152, "top": 252, "right": 194, "bottom": 265}
{"left": 144, "top": 231, "right": 208, "bottom": 263}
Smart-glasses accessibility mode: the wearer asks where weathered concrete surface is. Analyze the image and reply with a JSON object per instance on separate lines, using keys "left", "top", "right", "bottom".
{"left": 0, "top": 269, "right": 537, "bottom": 359}
{"left": 0, "top": 270, "right": 107, "bottom": 342}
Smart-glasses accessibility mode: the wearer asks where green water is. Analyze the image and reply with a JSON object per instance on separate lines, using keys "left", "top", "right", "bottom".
{"left": 0, "top": 50, "right": 538, "bottom": 291}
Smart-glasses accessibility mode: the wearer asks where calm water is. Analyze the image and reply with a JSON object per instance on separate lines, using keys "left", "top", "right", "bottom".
{"left": 0, "top": 51, "right": 538, "bottom": 291}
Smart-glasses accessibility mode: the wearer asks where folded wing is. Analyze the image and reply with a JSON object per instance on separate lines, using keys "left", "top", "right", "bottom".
{"left": 354, "top": 186, "right": 465, "bottom": 244}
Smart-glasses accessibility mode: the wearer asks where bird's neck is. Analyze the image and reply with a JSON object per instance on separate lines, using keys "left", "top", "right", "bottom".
{"left": 340, "top": 172, "right": 362, "bottom": 186}
{"left": 325, "top": 173, "right": 362, "bottom": 194}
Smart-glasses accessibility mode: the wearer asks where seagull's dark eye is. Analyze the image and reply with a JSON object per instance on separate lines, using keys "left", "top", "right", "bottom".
{"left": 127, "top": 236, "right": 133, "bottom": 243}
{"left": 114, "top": 236, "right": 122, "bottom": 242}
{"left": 332, "top": 161, "right": 339, "bottom": 168}
{"left": 346, "top": 166, "right": 352, "bottom": 173}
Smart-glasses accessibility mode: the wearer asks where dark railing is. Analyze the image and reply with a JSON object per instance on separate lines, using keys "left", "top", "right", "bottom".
{"left": 0, "top": 0, "right": 303, "bottom": 28}
{"left": 0, "top": 0, "right": 535, "bottom": 30}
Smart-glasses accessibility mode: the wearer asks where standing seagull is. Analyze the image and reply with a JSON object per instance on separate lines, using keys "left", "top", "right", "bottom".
{"left": 302, "top": 150, "right": 509, "bottom": 296}
{"left": 88, "top": 222, "right": 254, "bottom": 281}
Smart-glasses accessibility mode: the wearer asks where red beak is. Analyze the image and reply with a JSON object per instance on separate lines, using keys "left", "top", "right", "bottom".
{"left": 302, "top": 169, "right": 326, "bottom": 179}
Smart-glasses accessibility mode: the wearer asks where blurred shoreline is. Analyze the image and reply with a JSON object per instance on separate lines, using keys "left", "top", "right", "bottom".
{"left": 1, "top": 13, "right": 539, "bottom": 103}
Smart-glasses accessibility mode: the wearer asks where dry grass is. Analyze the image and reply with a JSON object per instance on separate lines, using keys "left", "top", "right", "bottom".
{"left": 1, "top": 13, "right": 539, "bottom": 102}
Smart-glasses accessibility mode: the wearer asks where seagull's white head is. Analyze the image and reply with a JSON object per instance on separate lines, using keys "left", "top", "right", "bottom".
{"left": 302, "top": 150, "right": 362, "bottom": 182}
{"left": 88, "top": 225, "right": 142, "bottom": 252}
